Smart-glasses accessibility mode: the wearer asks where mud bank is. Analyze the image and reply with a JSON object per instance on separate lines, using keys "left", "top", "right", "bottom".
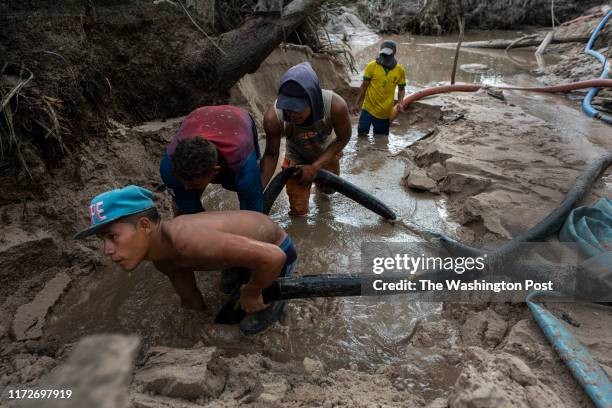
{"left": 399, "top": 8, "right": 612, "bottom": 245}
{"left": 8, "top": 303, "right": 610, "bottom": 407}
{"left": 400, "top": 89, "right": 611, "bottom": 245}
{"left": 354, "top": 0, "right": 607, "bottom": 35}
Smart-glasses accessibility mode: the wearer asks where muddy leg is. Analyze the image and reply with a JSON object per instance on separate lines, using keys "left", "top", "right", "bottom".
{"left": 316, "top": 155, "right": 341, "bottom": 194}
{"left": 154, "top": 261, "right": 206, "bottom": 311}
{"left": 286, "top": 176, "right": 311, "bottom": 216}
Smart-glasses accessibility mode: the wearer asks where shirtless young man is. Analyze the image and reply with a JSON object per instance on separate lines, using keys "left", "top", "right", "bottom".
{"left": 74, "top": 185, "right": 297, "bottom": 335}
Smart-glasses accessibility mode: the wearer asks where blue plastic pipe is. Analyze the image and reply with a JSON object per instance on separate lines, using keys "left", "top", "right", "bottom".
{"left": 582, "top": 10, "right": 612, "bottom": 124}
{"left": 526, "top": 291, "right": 612, "bottom": 407}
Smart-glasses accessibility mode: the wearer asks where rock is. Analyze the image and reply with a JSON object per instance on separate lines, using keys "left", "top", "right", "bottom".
{"left": 439, "top": 172, "right": 491, "bottom": 197}
{"left": 449, "top": 377, "right": 515, "bottom": 408}
{"left": 256, "top": 379, "right": 289, "bottom": 405}
{"left": 449, "top": 347, "right": 551, "bottom": 408}
{"left": 21, "top": 335, "right": 141, "bottom": 408}
{"left": 404, "top": 168, "right": 439, "bottom": 193}
{"left": 461, "top": 309, "right": 507, "bottom": 348}
{"left": 131, "top": 393, "right": 203, "bottom": 408}
{"left": 303, "top": 357, "right": 325, "bottom": 377}
{"left": 495, "top": 354, "right": 537, "bottom": 386}
{"left": 0, "top": 324, "right": 6, "bottom": 340}
{"left": 12, "top": 271, "right": 72, "bottom": 340}
{"left": 427, "top": 162, "right": 447, "bottom": 181}
{"left": 134, "top": 346, "right": 225, "bottom": 401}
{"left": 12, "top": 354, "right": 34, "bottom": 371}
{"left": 0, "top": 229, "right": 63, "bottom": 313}
{"left": 524, "top": 385, "right": 565, "bottom": 408}
{"left": 501, "top": 319, "right": 552, "bottom": 362}
{"left": 426, "top": 397, "right": 449, "bottom": 408}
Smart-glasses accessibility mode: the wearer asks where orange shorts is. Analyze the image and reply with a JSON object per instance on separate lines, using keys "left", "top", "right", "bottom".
{"left": 281, "top": 153, "right": 342, "bottom": 216}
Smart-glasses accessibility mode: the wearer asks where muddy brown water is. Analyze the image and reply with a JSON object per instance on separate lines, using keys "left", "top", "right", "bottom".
{"left": 46, "top": 30, "right": 607, "bottom": 396}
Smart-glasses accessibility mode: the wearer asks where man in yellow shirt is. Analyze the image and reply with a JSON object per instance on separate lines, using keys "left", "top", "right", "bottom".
{"left": 351, "top": 40, "right": 406, "bottom": 137}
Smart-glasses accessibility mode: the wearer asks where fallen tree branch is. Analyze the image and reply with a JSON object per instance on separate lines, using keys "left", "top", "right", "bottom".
{"left": 505, "top": 34, "right": 538, "bottom": 52}
{"left": 535, "top": 30, "right": 555, "bottom": 55}
{"left": 212, "top": 0, "right": 326, "bottom": 90}
{"left": 430, "top": 35, "right": 590, "bottom": 50}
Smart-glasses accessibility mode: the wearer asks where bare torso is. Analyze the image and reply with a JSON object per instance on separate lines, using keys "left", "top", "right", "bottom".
{"left": 156, "top": 210, "right": 286, "bottom": 270}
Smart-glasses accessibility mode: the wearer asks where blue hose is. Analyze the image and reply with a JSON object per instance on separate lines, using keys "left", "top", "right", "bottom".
{"left": 526, "top": 291, "right": 612, "bottom": 407}
{"left": 582, "top": 10, "right": 612, "bottom": 124}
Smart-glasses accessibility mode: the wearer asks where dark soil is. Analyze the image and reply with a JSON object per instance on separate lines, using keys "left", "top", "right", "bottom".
{"left": 356, "top": 0, "right": 608, "bottom": 35}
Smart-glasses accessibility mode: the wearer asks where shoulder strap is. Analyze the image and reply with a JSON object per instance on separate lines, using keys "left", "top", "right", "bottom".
{"left": 322, "top": 90, "right": 334, "bottom": 121}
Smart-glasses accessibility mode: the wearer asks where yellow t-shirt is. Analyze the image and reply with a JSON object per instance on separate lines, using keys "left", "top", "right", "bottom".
{"left": 362, "top": 60, "right": 406, "bottom": 119}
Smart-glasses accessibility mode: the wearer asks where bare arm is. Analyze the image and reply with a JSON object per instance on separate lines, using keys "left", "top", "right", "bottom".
{"left": 297, "top": 95, "right": 352, "bottom": 184}
{"left": 260, "top": 105, "right": 282, "bottom": 188}
{"left": 173, "top": 228, "right": 286, "bottom": 313}
{"left": 313, "top": 95, "right": 351, "bottom": 169}
{"left": 351, "top": 79, "right": 370, "bottom": 115}
{"left": 396, "top": 85, "right": 406, "bottom": 113}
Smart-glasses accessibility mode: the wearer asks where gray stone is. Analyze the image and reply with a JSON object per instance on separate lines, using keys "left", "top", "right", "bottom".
{"left": 12, "top": 271, "right": 72, "bottom": 340}
{"left": 256, "top": 379, "right": 289, "bottom": 405}
{"left": 449, "top": 378, "right": 513, "bottom": 408}
{"left": 524, "top": 385, "right": 565, "bottom": 408}
{"left": 404, "top": 168, "right": 439, "bottom": 193}
{"left": 303, "top": 357, "right": 325, "bottom": 377}
{"left": 439, "top": 172, "right": 491, "bottom": 196}
{"left": 426, "top": 398, "right": 449, "bottom": 408}
{"left": 427, "top": 162, "right": 447, "bottom": 181}
{"left": 134, "top": 346, "right": 225, "bottom": 401}
{"left": 495, "top": 354, "right": 537, "bottom": 386}
{"left": 19, "top": 335, "right": 141, "bottom": 408}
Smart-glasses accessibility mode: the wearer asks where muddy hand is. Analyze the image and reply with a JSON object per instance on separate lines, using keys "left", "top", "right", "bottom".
{"left": 295, "top": 164, "right": 319, "bottom": 185}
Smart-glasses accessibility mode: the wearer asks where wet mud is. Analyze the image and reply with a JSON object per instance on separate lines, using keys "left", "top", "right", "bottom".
{"left": 2, "top": 8, "right": 611, "bottom": 408}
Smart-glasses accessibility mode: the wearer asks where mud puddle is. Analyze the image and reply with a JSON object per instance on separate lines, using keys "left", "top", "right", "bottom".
{"left": 46, "top": 118, "right": 453, "bottom": 370}
{"left": 352, "top": 31, "right": 559, "bottom": 87}
{"left": 45, "top": 29, "right": 602, "bottom": 390}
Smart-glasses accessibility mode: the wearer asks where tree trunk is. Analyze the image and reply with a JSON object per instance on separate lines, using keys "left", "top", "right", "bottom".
{"left": 206, "top": 0, "right": 325, "bottom": 92}
{"left": 431, "top": 35, "right": 589, "bottom": 50}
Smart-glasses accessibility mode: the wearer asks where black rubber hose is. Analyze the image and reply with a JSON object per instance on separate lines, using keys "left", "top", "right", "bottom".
{"left": 314, "top": 169, "right": 397, "bottom": 220}
{"left": 258, "top": 152, "right": 612, "bottom": 302}
{"left": 263, "top": 168, "right": 294, "bottom": 215}
{"left": 260, "top": 260, "right": 578, "bottom": 302}
{"left": 262, "top": 167, "right": 397, "bottom": 220}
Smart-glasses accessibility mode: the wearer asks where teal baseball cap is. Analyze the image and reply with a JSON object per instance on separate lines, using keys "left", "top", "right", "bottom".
{"left": 74, "top": 185, "right": 155, "bottom": 239}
